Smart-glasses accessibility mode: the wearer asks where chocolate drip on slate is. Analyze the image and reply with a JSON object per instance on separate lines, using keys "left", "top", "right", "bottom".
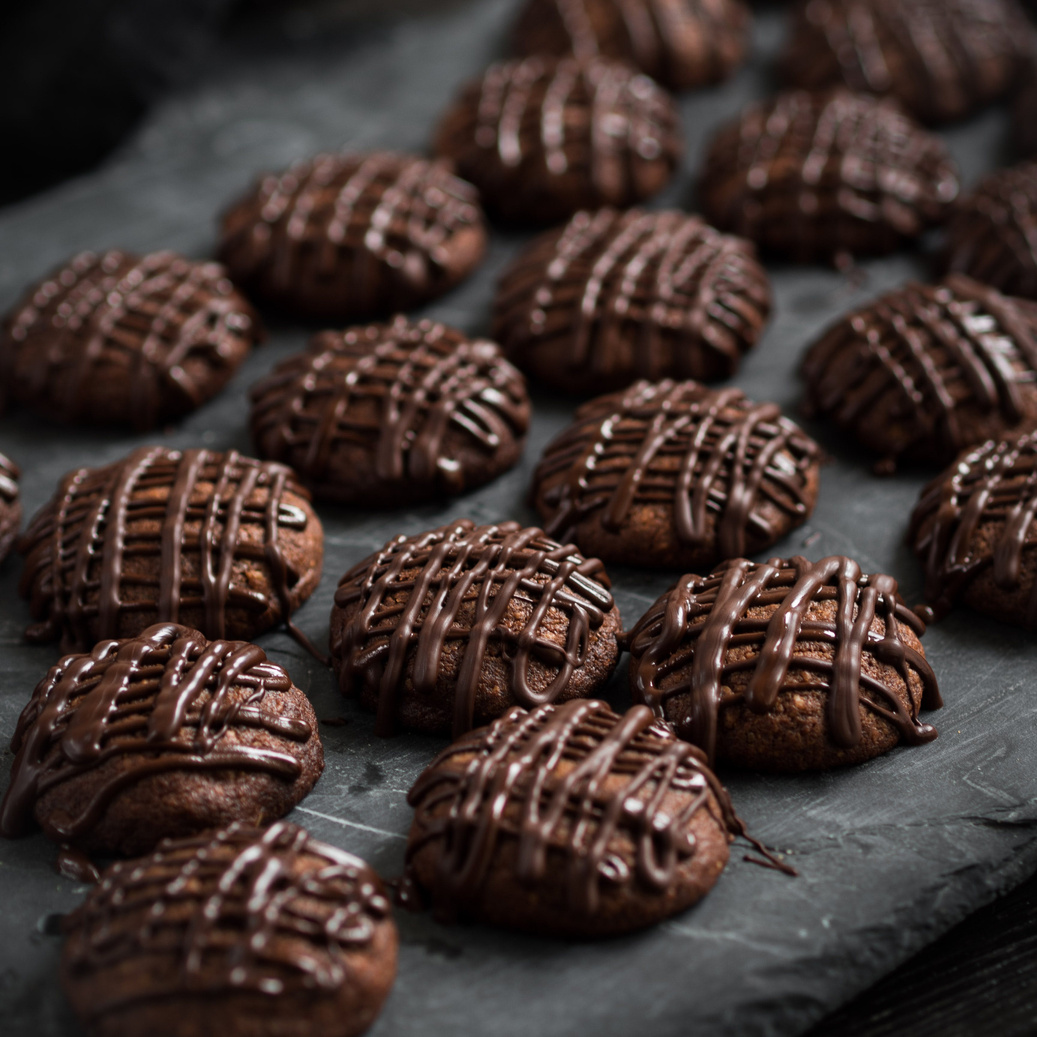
{"left": 250, "top": 317, "right": 529, "bottom": 496}
{"left": 0, "top": 250, "right": 257, "bottom": 430}
{"left": 0, "top": 450, "right": 21, "bottom": 561}
{"left": 909, "top": 431, "right": 1037, "bottom": 625}
{"left": 62, "top": 821, "right": 390, "bottom": 1016}
{"left": 534, "top": 380, "right": 821, "bottom": 557}
{"left": 332, "top": 520, "right": 615, "bottom": 738}
{"left": 17, "top": 446, "right": 314, "bottom": 653}
{"left": 406, "top": 699, "right": 743, "bottom": 916}
{"left": 0, "top": 623, "right": 311, "bottom": 843}
{"left": 492, "top": 208, "right": 771, "bottom": 388}
{"left": 56, "top": 846, "right": 100, "bottom": 884}
{"left": 625, "top": 555, "right": 942, "bottom": 765}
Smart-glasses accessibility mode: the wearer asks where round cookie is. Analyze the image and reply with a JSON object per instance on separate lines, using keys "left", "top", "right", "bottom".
{"left": 250, "top": 316, "right": 530, "bottom": 507}
{"left": 0, "top": 250, "right": 259, "bottom": 430}
{"left": 18, "top": 446, "right": 324, "bottom": 653}
{"left": 509, "top": 0, "right": 751, "bottom": 90}
{"left": 0, "top": 451, "right": 21, "bottom": 563}
{"left": 491, "top": 208, "right": 771, "bottom": 395}
{"left": 945, "top": 161, "right": 1037, "bottom": 301}
{"left": 330, "top": 519, "right": 621, "bottom": 738}
{"left": 698, "top": 88, "right": 960, "bottom": 264}
{"left": 0, "top": 623, "right": 323, "bottom": 857}
{"left": 801, "top": 276, "right": 1037, "bottom": 471}
{"left": 531, "top": 380, "right": 823, "bottom": 569}
{"left": 61, "top": 822, "right": 397, "bottom": 1037}
{"left": 433, "top": 56, "right": 682, "bottom": 225}
{"left": 1018, "top": 61, "right": 1037, "bottom": 158}
{"left": 218, "top": 151, "right": 486, "bottom": 320}
{"left": 404, "top": 698, "right": 742, "bottom": 937}
{"left": 909, "top": 429, "right": 1037, "bottom": 629}
{"left": 624, "top": 555, "right": 942, "bottom": 771}
{"left": 780, "top": 0, "right": 1034, "bottom": 125}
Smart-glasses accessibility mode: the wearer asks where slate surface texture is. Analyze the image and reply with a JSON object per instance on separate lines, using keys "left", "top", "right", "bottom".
{"left": 0, "top": 2, "right": 1034, "bottom": 1036}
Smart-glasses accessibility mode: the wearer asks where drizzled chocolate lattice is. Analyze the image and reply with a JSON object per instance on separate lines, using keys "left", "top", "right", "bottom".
{"left": 218, "top": 151, "right": 487, "bottom": 319}
{"left": 18, "top": 446, "right": 323, "bottom": 652}
{"left": 492, "top": 208, "right": 772, "bottom": 394}
{"left": 0, "top": 250, "right": 259, "bottom": 430}
{"left": 250, "top": 317, "right": 530, "bottom": 506}
{"left": 434, "top": 56, "right": 682, "bottom": 225}
{"left": 532, "top": 380, "right": 823, "bottom": 569}
{"left": 698, "top": 88, "right": 960, "bottom": 263}
{"left": 510, "top": 0, "right": 751, "bottom": 89}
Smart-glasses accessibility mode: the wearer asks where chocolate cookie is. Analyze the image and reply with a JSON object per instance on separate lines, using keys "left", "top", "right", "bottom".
{"left": 531, "top": 380, "right": 823, "bottom": 569}
{"left": 19, "top": 446, "right": 323, "bottom": 652}
{"left": 492, "top": 209, "right": 771, "bottom": 394}
{"left": 625, "top": 555, "right": 942, "bottom": 771}
{"left": 0, "top": 623, "right": 323, "bottom": 857}
{"left": 0, "top": 451, "right": 21, "bottom": 563}
{"left": 945, "top": 161, "right": 1037, "bottom": 301}
{"left": 61, "top": 823, "right": 397, "bottom": 1037}
{"left": 218, "top": 151, "right": 486, "bottom": 320}
{"left": 1018, "top": 62, "right": 1037, "bottom": 158}
{"left": 330, "top": 519, "right": 621, "bottom": 738}
{"left": 0, "top": 250, "right": 259, "bottom": 430}
{"left": 250, "top": 317, "right": 530, "bottom": 507}
{"left": 698, "top": 88, "right": 959, "bottom": 263}
{"left": 909, "top": 429, "right": 1037, "bottom": 629}
{"left": 509, "top": 0, "right": 751, "bottom": 89}
{"left": 433, "top": 56, "right": 682, "bottom": 225}
{"left": 801, "top": 276, "right": 1037, "bottom": 471}
{"left": 781, "top": 0, "right": 1033, "bottom": 125}
{"left": 404, "top": 699, "right": 742, "bottom": 936}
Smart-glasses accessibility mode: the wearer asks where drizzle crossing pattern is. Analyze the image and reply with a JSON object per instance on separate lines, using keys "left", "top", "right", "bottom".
{"left": 493, "top": 208, "right": 771, "bottom": 392}
{"left": 0, "top": 623, "right": 313, "bottom": 843}
{"left": 0, "top": 250, "right": 257, "bottom": 430}
{"left": 699, "top": 88, "right": 959, "bottom": 262}
{"left": 331, "top": 520, "right": 616, "bottom": 737}
{"left": 625, "top": 555, "right": 942, "bottom": 765}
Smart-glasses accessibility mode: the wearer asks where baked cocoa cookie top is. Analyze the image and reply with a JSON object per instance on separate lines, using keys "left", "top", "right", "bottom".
{"left": 61, "top": 823, "right": 397, "bottom": 1037}
{"left": 781, "top": 0, "right": 1034, "bottom": 125}
{"left": 330, "top": 519, "right": 620, "bottom": 738}
{"left": 531, "top": 380, "right": 823, "bottom": 569}
{"left": 0, "top": 623, "right": 323, "bottom": 856}
{"left": 434, "top": 56, "right": 682, "bottom": 225}
{"left": 698, "top": 88, "right": 960, "bottom": 263}
{"left": 801, "top": 276, "right": 1037, "bottom": 471}
{"left": 492, "top": 208, "right": 772, "bottom": 394}
{"left": 909, "top": 429, "right": 1037, "bottom": 628}
{"left": 0, "top": 450, "right": 21, "bottom": 563}
{"left": 1018, "top": 62, "right": 1037, "bottom": 158}
{"left": 18, "top": 446, "right": 323, "bottom": 653}
{"left": 946, "top": 161, "right": 1037, "bottom": 301}
{"left": 0, "top": 250, "right": 259, "bottom": 430}
{"left": 404, "top": 699, "right": 742, "bottom": 937}
{"left": 509, "top": 0, "right": 751, "bottom": 89}
{"left": 250, "top": 316, "right": 530, "bottom": 507}
{"left": 624, "top": 556, "right": 942, "bottom": 770}
{"left": 218, "top": 151, "right": 486, "bottom": 320}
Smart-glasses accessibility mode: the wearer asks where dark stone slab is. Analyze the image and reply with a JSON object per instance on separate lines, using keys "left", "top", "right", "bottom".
{"left": 0, "top": 3, "right": 1033, "bottom": 1036}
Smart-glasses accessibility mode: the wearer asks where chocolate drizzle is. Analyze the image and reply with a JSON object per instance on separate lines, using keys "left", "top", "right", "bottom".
{"left": 218, "top": 151, "right": 485, "bottom": 319}
{"left": 801, "top": 275, "right": 1037, "bottom": 468}
{"left": 0, "top": 623, "right": 312, "bottom": 843}
{"left": 625, "top": 555, "right": 942, "bottom": 765}
{"left": 62, "top": 822, "right": 391, "bottom": 1015}
{"left": 533, "top": 380, "right": 822, "bottom": 560}
{"left": 0, "top": 449, "right": 21, "bottom": 562}
{"left": 18, "top": 446, "right": 320, "bottom": 652}
{"left": 406, "top": 699, "right": 742, "bottom": 917}
{"left": 492, "top": 208, "right": 772, "bottom": 392}
{"left": 698, "top": 88, "right": 959, "bottom": 262}
{"left": 0, "top": 250, "right": 257, "bottom": 430}
{"left": 434, "top": 56, "right": 682, "bottom": 224}
{"left": 250, "top": 316, "right": 530, "bottom": 503}
{"left": 331, "top": 520, "right": 615, "bottom": 737}
{"left": 909, "top": 430, "right": 1037, "bottom": 626}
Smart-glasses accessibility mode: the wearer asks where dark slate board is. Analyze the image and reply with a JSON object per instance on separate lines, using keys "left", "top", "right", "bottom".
{"left": 0, "top": 3, "right": 1034, "bottom": 1036}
